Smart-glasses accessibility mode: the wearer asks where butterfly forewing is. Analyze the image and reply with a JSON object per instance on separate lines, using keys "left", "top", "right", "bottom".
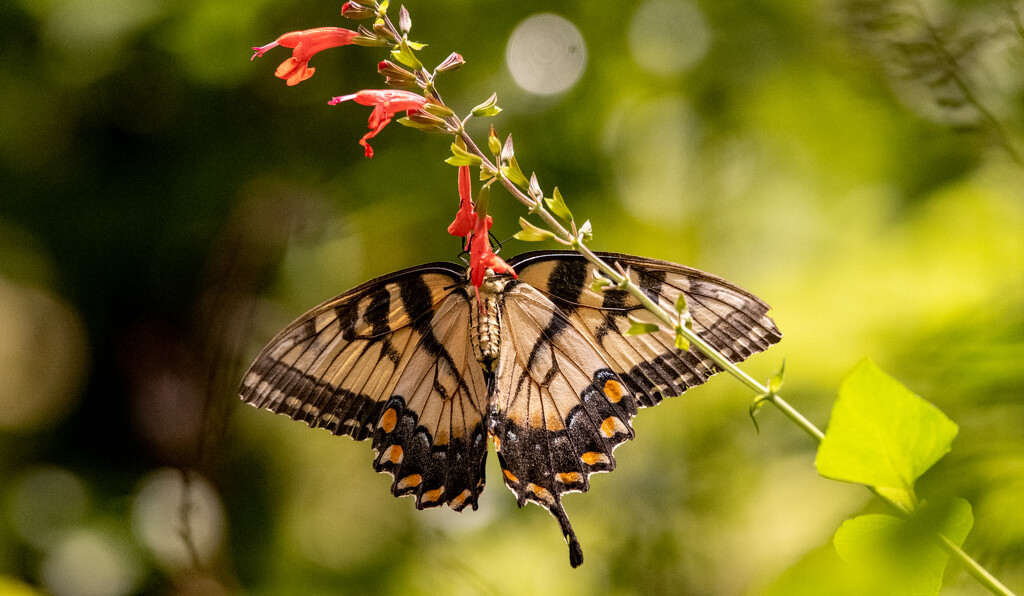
{"left": 509, "top": 251, "right": 783, "bottom": 407}
{"left": 240, "top": 263, "right": 489, "bottom": 510}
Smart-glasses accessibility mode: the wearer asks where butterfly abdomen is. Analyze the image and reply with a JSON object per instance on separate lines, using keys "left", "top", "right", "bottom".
{"left": 470, "top": 273, "right": 515, "bottom": 373}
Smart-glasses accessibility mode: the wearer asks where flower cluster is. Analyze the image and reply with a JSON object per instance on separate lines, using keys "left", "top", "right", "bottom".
{"left": 252, "top": 4, "right": 513, "bottom": 292}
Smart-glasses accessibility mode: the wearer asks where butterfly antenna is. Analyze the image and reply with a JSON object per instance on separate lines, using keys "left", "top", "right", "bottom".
{"left": 491, "top": 230, "right": 514, "bottom": 255}
{"left": 550, "top": 499, "right": 584, "bottom": 568}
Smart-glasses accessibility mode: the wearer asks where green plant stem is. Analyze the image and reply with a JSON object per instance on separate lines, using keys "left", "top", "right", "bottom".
{"left": 937, "top": 534, "right": 1017, "bottom": 596}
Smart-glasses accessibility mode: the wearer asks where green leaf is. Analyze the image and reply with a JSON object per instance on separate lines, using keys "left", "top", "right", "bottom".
{"left": 625, "top": 316, "right": 659, "bottom": 336}
{"left": 768, "top": 359, "right": 786, "bottom": 394}
{"left": 816, "top": 359, "right": 959, "bottom": 492}
{"left": 673, "top": 292, "right": 688, "bottom": 314}
{"left": 390, "top": 44, "right": 423, "bottom": 70}
{"left": 544, "top": 187, "right": 573, "bottom": 222}
{"left": 673, "top": 329, "right": 689, "bottom": 351}
{"left": 590, "top": 273, "right": 612, "bottom": 293}
{"left": 832, "top": 499, "right": 973, "bottom": 596}
{"left": 514, "top": 218, "right": 555, "bottom": 242}
{"left": 501, "top": 155, "right": 529, "bottom": 188}
{"left": 471, "top": 93, "right": 502, "bottom": 118}
{"left": 445, "top": 143, "right": 482, "bottom": 167}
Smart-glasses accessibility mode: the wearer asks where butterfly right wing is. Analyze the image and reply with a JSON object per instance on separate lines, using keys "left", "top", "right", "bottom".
{"left": 239, "top": 263, "right": 490, "bottom": 511}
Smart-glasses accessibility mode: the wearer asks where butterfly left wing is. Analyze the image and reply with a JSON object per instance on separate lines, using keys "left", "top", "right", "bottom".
{"left": 240, "top": 263, "right": 490, "bottom": 511}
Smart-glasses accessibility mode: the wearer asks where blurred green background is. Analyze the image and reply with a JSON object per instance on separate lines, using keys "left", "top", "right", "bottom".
{"left": 1, "top": 0, "right": 1022, "bottom": 594}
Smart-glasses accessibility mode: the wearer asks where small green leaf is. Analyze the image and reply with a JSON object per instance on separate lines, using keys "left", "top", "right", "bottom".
{"left": 625, "top": 316, "right": 660, "bottom": 336}
{"left": 514, "top": 217, "right": 556, "bottom": 242}
{"left": 390, "top": 41, "right": 423, "bottom": 70}
{"left": 405, "top": 39, "right": 427, "bottom": 51}
{"left": 471, "top": 93, "right": 502, "bottom": 118}
{"left": 445, "top": 142, "right": 482, "bottom": 167}
{"left": 673, "top": 329, "right": 690, "bottom": 351}
{"left": 390, "top": 48, "right": 416, "bottom": 70}
{"left": 673, "top": 293, "right": 688, "bottom": 314}
{"left": 590, "top": 272, "right": 612, "bottom": 293}
{"left": 544, "top": 187, "right": 573, "bottom": 222}
{"left": 502, "top": 156, "right": 529, "bottom": 188}
{"left": 832, "top": 499, "right": 973, "bottom": 596}
{"left": 815, "top": 359, "right": 959, "bottom": 492}
{"left": 768, "top": 359, "right": 786, "bottom": 394}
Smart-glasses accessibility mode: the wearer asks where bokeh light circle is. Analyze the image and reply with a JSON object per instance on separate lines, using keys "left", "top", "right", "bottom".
{"left": 628, "top": 0, "right": 711, "bottom": 76}
{"left": 506, "top": 14, "right": 587, "bottom": 95}
{"left": 131, "top": 468, "right": 225, "bottom": 570}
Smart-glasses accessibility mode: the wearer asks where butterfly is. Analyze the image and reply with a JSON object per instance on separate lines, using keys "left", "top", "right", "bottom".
{"left": 239, "top": 250, "right": 781, "bottom": 567}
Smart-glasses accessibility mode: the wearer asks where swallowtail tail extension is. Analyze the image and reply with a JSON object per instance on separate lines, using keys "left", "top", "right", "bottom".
{"left": 240, "top": 251, "right": 782, "bottom": 567}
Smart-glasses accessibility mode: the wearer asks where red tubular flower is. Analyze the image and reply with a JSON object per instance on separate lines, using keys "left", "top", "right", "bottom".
{"left": 468, "top": 213, "right": 516, "bottom": 288}
{"left": 251, "top": 27, "right": 358, "bottom": 86}
{"left": 328, "top": 89, "right": 428, "bottom": 157}
{"left": 447, "top": 166, "right": 476, "bottom": 241}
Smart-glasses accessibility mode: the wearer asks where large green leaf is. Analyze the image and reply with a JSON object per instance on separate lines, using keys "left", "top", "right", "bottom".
{"left": 832, "top": 499, "right": 973, "bottom": 596}
{"left": 816, "top": 359, "right": 959, "bottom": 492}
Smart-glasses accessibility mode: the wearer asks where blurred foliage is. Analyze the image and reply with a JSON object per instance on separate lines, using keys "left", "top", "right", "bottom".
{"left": 1, "top": 0, "right": 1022, "bottom": 594}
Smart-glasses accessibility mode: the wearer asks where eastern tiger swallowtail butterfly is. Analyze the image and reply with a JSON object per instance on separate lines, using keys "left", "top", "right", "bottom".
{"left": 240, "top": 250, "right": 782, "bottom": 567}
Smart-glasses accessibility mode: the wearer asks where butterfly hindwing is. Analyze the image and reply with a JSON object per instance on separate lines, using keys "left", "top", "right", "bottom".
{"left": 240, "top": 263, "right": 489, "bottom": 511}
{"left": 488, "top": 281, "right": 638, "bottom": 567}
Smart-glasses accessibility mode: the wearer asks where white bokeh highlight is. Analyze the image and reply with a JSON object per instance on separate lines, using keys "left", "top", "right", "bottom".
{"left": 506, "top": 14, "right": 587, "bottom": 95}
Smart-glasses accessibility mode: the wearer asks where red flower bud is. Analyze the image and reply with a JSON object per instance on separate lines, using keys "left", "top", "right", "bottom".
{"left": 447, "top": 166, "right": 477, "bottom": 240}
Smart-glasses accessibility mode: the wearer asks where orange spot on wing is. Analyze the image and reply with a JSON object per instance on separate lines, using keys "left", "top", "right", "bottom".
{"left": 503, "top": 469, "right": 519, "bottom": 484}
{"left": 601, "top": 417, "right": 620, "bottom": 438}
{"left": 380, "top": 408, "right": 398, "bottom": 433}
{"left": 491, "top": 433, "right": 502, "bottom": 452}
{"left": 383, "top": 445, "right": 403, "bottom": 464}
{"left": 449, "top": 489, "right": 471, "bottom": 509}
{"left": 397, "top": 474, "right": 421, "bottom": 490}
{"left": 527, "top": 483, "right": 553, "bottom": 503}
{"left": 604, "top": 379, "right": 623, "bottom": 403}
{"left": 422, "top": 487, "right": 444, "bottom": 503}
{"left": 556, "top": 472, "right": 582, "bottom": 485}
{"left": 581, "top": 451, "right": 610, "bottom": 466}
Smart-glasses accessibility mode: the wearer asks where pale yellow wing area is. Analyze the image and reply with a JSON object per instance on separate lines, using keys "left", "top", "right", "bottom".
{"left": 239, "top": 263, "right": 489, "bottom": 511}
{"left": 490, "top": 283, "right": 636, "bottom": 568}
